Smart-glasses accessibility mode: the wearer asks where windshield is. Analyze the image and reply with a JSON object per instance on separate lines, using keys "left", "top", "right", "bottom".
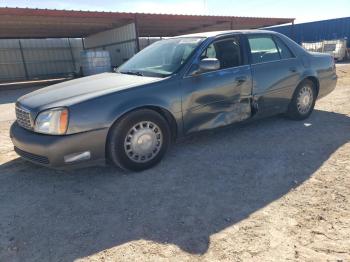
{"left": 117, "top": 37, "right": 204, "bottom": 77}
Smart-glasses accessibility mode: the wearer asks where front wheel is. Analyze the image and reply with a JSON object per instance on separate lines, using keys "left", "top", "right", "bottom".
{"left": 286, "top": 80, "right": 317, "bottom": 120}
{"left": 107, "top": 109, "right": 171, "bottom": 171}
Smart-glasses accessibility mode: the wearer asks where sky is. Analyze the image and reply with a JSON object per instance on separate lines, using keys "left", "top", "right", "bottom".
{"left": 1, "top": 0, "right": 349, "bottom": 24}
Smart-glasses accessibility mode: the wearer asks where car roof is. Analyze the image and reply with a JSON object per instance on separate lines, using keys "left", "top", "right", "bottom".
{"left": 176, "top": 29, "right": 278, "bottom": 38}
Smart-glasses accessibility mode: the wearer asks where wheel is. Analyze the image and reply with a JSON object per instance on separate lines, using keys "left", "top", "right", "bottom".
{"left": 107, "top": 109, "right": 171, "bottom": 171}
{"left": 286, "top": 79, "right": 316, "bottom": 120}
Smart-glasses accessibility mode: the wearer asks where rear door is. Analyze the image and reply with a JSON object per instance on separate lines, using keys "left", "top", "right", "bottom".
{"left": 181, "top": 36, "right": 253, "bottom": 134}
{"left": 247, "top": 34, "right": 302, "bottom": 116}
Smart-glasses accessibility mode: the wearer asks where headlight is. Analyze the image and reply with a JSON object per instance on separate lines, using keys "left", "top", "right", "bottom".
{"left": 34, "top": 108, "right": 69, "bottom": 135}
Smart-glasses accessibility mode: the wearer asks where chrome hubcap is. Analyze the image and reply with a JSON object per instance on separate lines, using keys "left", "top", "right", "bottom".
{"left": 297, "top": 85, "right": 313, "bottom": 114}
{"left": 124, "top": 121, "right": 162, "bottom": 163}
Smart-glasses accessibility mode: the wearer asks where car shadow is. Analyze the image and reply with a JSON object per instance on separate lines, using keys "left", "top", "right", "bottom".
{"left": 0, "top": 110, "right": 349, "bottom": 261}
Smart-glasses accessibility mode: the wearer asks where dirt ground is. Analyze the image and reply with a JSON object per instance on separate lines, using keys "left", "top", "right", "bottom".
{"left": 0, "top": 65, "right": 349, "bottom": 262}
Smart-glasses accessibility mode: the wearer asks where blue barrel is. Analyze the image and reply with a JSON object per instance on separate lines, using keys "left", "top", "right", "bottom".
{"left": 80, "top": 50, "right": 111, "bottom": 76}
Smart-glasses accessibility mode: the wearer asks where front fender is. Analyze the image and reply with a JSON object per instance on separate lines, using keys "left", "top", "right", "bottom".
{"left": 67, "top": 80, "right": 183, "bottom": 135}
{"left": 108, "top": 96, "right": 183, "bottom": 137}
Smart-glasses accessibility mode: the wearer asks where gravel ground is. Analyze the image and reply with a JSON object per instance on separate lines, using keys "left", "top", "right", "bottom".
{"left": 0, "top": 66, "right": 349, "bottom": 262}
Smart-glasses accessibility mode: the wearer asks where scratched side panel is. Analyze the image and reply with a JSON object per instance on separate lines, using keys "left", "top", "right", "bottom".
{"left": 184, "top": 100, "right": 252, "bottom": 133}
{"left": 251, "top": 59, "right": 302, "bottom": 117}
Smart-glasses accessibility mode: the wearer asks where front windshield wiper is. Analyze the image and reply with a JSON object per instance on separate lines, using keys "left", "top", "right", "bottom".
{"left": 118, "top": 70, "right": 169, "bottom": 78}
{"left": 119, "top": 70, "right": 144, "bottom": 76}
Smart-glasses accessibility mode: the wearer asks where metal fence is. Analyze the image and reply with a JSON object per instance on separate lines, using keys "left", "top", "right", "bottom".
{"left": 0, "top": 27, "right": 164, "bottom": 83}
{"left": 0, "top": 38, "right": 83, "bottom": 83}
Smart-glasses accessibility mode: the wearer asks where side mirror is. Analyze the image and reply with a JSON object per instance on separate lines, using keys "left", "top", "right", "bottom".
{"left": 195, "top": 58, "right": 220, "bottom": 75}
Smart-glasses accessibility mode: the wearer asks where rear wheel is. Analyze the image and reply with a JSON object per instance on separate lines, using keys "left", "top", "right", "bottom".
{"left": 107, "top": 109, "right": 171, "bottom": 171}
{"left": 286, "top": 79, "right": 316, "bottom": 120}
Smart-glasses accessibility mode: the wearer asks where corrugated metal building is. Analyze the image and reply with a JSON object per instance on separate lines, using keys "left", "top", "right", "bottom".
{"left": 0, "top": 7, "right": 294, "bottom": 38}
{"left": 268, "top": 17, "right": 350, "bottom": 47}
{"left": 0, "top": 7, "right": 294, "bottom": 83}
{"left": 84, "top": 23, "right": 138, "bottom": 67}
{"left": 0, "top": 35, "right": 166, "bottom": 82}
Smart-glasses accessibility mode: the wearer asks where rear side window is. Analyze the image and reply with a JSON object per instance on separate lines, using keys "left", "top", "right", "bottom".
{"left": 274, "top": 37, "right": 295, "bottom": 59}
{"left": 248, "top": 36, "right": 280, "bottom": 64}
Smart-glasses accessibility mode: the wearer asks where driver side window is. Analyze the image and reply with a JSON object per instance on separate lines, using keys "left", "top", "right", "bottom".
{"left": 200, "top": 38, "right": 242, "bottom": 70}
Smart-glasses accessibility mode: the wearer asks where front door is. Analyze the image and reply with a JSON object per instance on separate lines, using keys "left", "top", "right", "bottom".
{"left": 181, "top": 36, "right": 253, "bottom": 134}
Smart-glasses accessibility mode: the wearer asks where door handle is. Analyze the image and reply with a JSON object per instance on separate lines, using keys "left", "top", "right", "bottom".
{"left": 289, "top": 67, "right": 297, "bottom": 73}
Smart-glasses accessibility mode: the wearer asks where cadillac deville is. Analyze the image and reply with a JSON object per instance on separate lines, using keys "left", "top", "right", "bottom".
{"left": 10, "top": 30, "right": 337, "bottom": 171}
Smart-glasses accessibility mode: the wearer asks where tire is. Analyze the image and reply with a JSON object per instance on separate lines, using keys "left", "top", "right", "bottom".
{"left": 286, "top": 79, "right": 317, "bottom": 120}
{"left": 107, "top": 109, "right": 171, "bottom": 171}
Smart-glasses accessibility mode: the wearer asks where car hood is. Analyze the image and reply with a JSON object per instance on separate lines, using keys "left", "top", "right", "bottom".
{"left": 18, "top": 73, "right": 163, "bottom": 110}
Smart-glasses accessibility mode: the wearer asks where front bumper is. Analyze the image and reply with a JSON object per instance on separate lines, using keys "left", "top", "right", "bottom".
{"left": 10, "top": 122, "right": 109, "bottom": 169}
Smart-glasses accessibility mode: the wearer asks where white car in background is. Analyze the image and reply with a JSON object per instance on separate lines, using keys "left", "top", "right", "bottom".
{"left": 302, "top": 39, "right": 349, "bottom": 61}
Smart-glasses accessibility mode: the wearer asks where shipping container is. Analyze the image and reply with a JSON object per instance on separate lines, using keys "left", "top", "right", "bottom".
{"left": 268, "top": 17, "right": 350, "bottom": 48}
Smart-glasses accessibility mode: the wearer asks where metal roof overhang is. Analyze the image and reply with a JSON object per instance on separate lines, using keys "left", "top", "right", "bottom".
{"left": 0, "top": 7, "right": 294, "bottom": 38}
